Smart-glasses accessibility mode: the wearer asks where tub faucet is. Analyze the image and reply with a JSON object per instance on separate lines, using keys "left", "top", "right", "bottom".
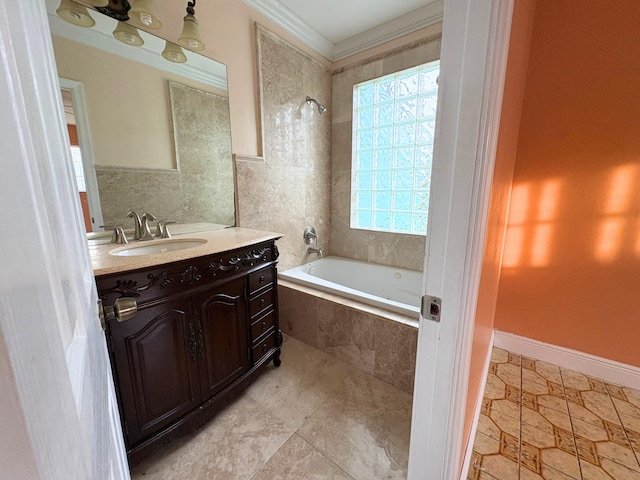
{"left": 307, "top": 246, "right": 323, "bottom": 257}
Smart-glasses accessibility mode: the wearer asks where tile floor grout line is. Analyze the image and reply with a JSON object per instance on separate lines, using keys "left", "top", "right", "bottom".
{"left": 604, "top": 381, "right": 640, "bottom": 472}
{"left": 518, "top": 354, "right": 523, "bottom": 479}
{"left": 559, "top": 366, "right": 584, "bottom": 480}
{"left": 294, "top": 432, "right": 359, "bottom": 480}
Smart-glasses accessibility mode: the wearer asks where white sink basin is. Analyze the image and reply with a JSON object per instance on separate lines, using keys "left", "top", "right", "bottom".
{"left": 109, "top": 238, "right": 207, "bottom": 257}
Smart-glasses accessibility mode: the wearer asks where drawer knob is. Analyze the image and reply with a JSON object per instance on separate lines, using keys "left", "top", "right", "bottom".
{"left": 262, "top": 343, "right": 268, "bottom": 352}
{"left": 261, "top": 321, "right": 267, "bottom": 330}
{"left": 259, "top": 275, "right": 265, "bottom": 283}
{"left": 260, "top": 299, "right": 266, "bottom": 307}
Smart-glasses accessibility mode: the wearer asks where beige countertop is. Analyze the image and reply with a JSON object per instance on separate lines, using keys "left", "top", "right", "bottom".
{"left": 91, "top": 227, "right": 282, "bottom": 277}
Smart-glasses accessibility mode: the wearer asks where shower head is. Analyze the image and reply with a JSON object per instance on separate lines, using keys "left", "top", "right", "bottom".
{"left": 306, "top": 96, "right": 327, "bottom": 114}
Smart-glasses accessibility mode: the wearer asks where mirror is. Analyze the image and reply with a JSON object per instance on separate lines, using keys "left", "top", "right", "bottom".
{"left": 45, "top": 0, "right": 235, "bottom": 233}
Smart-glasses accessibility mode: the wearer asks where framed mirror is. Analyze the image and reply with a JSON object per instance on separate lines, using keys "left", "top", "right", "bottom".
{"left": 45, "top": 0, "right": 235, "bottom": 234}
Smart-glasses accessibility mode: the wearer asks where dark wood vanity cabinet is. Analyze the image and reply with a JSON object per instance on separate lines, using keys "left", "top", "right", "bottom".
{"left": 95, "top": 239, "right": 281, "bottom": 466}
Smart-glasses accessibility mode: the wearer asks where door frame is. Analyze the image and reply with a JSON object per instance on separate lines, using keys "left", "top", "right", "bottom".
{"left": 408, "top": 0, "right": 514, "bottom": 478}
{"left": 59, "top": 77, "right": 105, "bottom": 232}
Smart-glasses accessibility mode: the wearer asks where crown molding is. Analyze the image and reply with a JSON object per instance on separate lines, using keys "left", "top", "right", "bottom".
{"left": 242, "top": 0, "right": 444, "bottom": 62}
{"left": 242, "top": 0, "right": 335, "bottom": 59}
{"left": 47, "top": 13, "right": 227, "bottom": 91}
{"left": 333, "top": 0, "right": 444, "bottom": 60}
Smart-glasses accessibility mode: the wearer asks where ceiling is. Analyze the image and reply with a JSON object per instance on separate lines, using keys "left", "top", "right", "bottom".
{"left": 242, "top": 0, "right": 444, "bottom": 61}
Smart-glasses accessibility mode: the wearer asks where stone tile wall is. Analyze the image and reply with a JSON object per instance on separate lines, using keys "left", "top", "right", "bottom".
{"left": 236, "top": 26, "right": 332, "bottom": 271}
{"left": 278, "top": 282, "right": 418, "bottom": 394}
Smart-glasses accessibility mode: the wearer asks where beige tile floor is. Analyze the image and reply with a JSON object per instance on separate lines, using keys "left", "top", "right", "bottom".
{"left": 469, "top": 347, "right": 640, "bottom": 480}
{"left": 130, "top": 334, "right": 413, "bottom": 480}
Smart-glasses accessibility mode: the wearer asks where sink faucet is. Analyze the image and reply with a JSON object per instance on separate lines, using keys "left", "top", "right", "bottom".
{"left": 127, "top": 210, "right": 142, "bottom": 240}
{"left": 140, "top": 213, "right": 157, "bottom": 241}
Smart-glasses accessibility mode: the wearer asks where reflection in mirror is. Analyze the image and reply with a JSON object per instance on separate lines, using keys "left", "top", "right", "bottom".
{"left": 46, "top": 0, "right": 236, "bottom": 233}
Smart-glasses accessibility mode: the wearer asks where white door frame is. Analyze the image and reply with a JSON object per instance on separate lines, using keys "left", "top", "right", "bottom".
{"left": 0, "top": 0, "right": 129, "bottom": 478}
{"left": 59, "top": 77, "right": 105, "bottom": 232}
{"left": 408, "top": 0, "right": 514, "bottom": 478}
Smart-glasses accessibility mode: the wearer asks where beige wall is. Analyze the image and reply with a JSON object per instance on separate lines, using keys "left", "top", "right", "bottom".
{"left": 236, "top": 26, "right": 332, "bottom": 271}
{"left": 330, "top": 34, "right": 441, "bottom": 271}
{"left": 53, "top": 36, "right": 178, "bottom": 170}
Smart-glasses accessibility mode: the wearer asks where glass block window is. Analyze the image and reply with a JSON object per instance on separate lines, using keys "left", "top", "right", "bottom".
{"left": 351, "top": 61, "right": 439, "bottom": 235}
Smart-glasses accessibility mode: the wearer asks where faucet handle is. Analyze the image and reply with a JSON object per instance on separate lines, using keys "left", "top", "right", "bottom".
{"left": 111, "top": 226, "right": 128, "bottom": 244}
{"left": 155, "top": 221, "right": 177, "bottom": 239}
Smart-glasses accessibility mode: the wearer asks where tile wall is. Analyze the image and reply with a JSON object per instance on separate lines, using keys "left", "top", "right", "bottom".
{"left": 278, "top": 282, "right": 418, "bottom": 393}
{"left": 331, "top": 35, "right": 441, "bottom": 271}
{"left": 236, "top": 26, "right": 332, "bottom": 271}
{"left": 97, "top": 84, "right": 234, "bottom": 228}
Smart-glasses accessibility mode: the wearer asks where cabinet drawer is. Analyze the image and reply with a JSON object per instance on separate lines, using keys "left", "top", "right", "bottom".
{"left": 250, "top": 310, "right": 276, "bottom": 341}
{"left": 249, "top": 288, "right": 274, "bottom": 318}
{"left": 248, "top": 267, "right": 274, "bottom": 293}
{"left": 251, "top": 330, "right": 276, "bottom": 364}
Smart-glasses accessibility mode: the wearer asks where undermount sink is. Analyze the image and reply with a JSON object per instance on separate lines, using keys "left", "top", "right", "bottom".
{"left": 109, "top": 238, "right": 207, "bottom": 257}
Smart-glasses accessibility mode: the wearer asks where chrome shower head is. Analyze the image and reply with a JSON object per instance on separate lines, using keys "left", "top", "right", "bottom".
{"left": 306, "top": 96, "right": 327, "bottom": 114}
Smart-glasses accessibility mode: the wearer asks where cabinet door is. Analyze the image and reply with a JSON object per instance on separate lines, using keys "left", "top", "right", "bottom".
{"left": 108, "top": 299, "right": 201, "bottom": 446}
{"left": 193, "top": 278, "right": 249, "bottom": 402}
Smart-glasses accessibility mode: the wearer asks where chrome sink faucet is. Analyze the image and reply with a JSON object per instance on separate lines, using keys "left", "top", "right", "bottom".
{"left": 140, "top": 213, "right": 157, "bottom": 241}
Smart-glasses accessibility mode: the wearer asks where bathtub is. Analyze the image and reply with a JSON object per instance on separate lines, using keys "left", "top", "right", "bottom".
{"left": 278, "top": 256, "right": 422, "bottom": 318}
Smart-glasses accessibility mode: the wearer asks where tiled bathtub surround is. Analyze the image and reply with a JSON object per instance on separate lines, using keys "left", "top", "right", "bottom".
{"left": 470, "top": 347, "right": 640, "bottom": 479}
{"left": 330, "top": 35, "right": 441, "bottom": 271}
{"left": 278, "top": 281, "right": 418, "bottom": 394}
{"left": 237, "top": 26, "right": 332, "bottom": 271}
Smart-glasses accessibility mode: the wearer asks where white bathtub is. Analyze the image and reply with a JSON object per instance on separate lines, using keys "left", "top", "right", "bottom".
{"left": 279, "top": 256, "right": 422, "bottom": 318}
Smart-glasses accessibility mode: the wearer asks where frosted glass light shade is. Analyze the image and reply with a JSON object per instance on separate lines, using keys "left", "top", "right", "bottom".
{"left": 162, "top": 41, "right": 187, "bottom": 63}
{"left": 84, "top": 0, "right": 109, "bottom": 7}
{"left": 113, "top": 22, "right": 144, "bottom": 46}
{"left": 56, "top": 0, "right": 95, "bottom": 27}
{"left": 129, "top": 0, "right": 162, "bottom": 29}
{"left": 178, "top": 14, "right": 205, "bottom": 51}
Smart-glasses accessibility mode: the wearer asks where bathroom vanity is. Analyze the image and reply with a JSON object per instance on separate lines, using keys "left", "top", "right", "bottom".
{"left": 92, "top": 227, "right": 282, "bottom": 466}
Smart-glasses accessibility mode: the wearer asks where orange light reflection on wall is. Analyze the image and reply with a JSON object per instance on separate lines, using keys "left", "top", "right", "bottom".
{"left": 502, "top": 227, "right": 525, "bottom": 268}
{"left": 604, "top": 165, "right": 637, "bottom": 215}
{"left": 595, "top": 218, "right": 625, "bottom": 263}
{"left": 595, "top": 164, "right": 638, "bottom": 262}
{"left": 509, "top": 184, "right": 530, "bottom": 224}
{"left": 530, "top": 224, "right": 553, "bottom": 267}
{"left": 537, "top": 179, "right": 561, "bottom": 221}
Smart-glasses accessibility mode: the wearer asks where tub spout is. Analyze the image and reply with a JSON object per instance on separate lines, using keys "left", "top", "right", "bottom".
{"left": 307, "top": 246, "right": 323, "bottom": 257}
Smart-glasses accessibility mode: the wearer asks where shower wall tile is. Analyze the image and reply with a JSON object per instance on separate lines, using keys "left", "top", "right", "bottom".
{"left": 240, "top": 26, "right": 332, "bottom": 270}
{"left": 96, "top": 169, "right": 183, "bottom": 228}
{"left": 330, "top": 37, "right": 440, "bottom": 271}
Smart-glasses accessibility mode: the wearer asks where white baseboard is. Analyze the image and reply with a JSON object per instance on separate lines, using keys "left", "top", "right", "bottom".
{"left": 494, "top": 331, "right": 640, "bottom": 390}
{"left": 459, "top": 330, "right": 495, "bottom": 480}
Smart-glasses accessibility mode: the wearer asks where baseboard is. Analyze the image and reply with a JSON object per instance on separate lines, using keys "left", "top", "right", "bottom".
{"left": 459, "top": 330, "right": 494, "bottom": 480}
{"left": 494, "top": 331, "right": 640, "bottom": 390}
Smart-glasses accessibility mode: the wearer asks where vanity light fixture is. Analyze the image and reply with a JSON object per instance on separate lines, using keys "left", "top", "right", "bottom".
{"left": 113, "top": 21, "right": 144, "bottom": 46}
{"left": 128, "top": 0, "right": 162, "bottom": 29}
{"left": 56, "top": 0, "right": 96, "bottom": 27}
{"left": 162, "top": 41, "right": 187, "bottom": 63}
{"left": 178, "top": 0, "right": 205, "bottom": 51}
